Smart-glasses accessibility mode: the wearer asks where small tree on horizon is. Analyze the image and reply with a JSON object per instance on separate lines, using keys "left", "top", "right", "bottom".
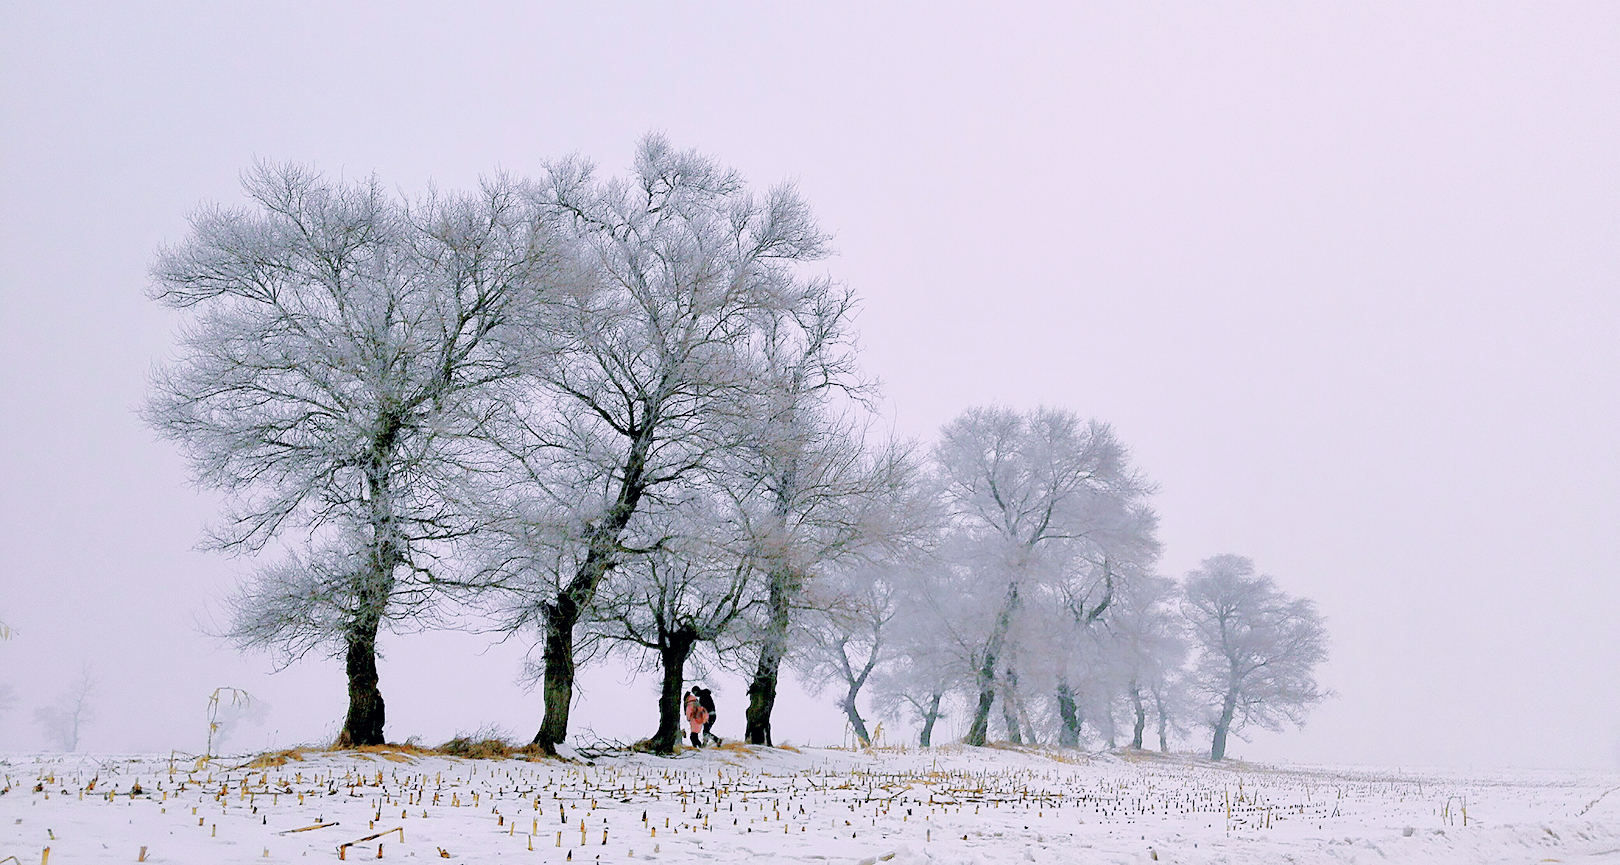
{"left": 35, "top": 665, "right": 95, "bottom": 752}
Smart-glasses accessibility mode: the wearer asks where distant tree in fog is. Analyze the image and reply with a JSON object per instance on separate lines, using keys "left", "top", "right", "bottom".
{"left": 1102, "top": 573, "right": 1188, "bottom": 749}
{"left": 930, "top": 406, "right": 1158, "bottom": 746}
{"left": 34, "top": 665, "right": 95, "bottom": 752}
{"left": 792, "top": 561, "right": 911, "bottom": 748}
{"left": 866, "top": 562, "right": 971, "bottom": 748}
{"left": 1182, "top": 555, "right": 1329, "bottom": 760}
{"left": 144, "top": 163, "right": 561, "bottom": 746}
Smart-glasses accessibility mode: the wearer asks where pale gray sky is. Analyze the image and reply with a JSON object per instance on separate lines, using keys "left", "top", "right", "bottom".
{"left": 2, "top": 3, "right": 1617, "bottom": 769}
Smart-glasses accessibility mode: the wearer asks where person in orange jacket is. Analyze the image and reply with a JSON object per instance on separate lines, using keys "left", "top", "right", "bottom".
{"left": 684, "top": 688, "right": 709, "bottom": 748}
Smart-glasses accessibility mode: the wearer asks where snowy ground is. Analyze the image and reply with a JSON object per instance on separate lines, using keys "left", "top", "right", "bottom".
{"left": 3, "top": 745, "right": 1618, "bottom": 864}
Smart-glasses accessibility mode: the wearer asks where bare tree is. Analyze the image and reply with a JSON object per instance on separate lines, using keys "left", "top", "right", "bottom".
{"left": 931, "top": 407, "right": 1156, "bottom": 746}
{"left": 478, "top": 136, "right": 832, "bottom": 752}
{"left": 1182, "top": 555, "right": 1330, "bottom": 760}
{"left": 1100, "top": 573, "right": 1187, "bottom": 749}
{"left": 732, "top": 423, "right": 927, "bottom": 745}
{"left": 793, "top": 561, "right": 907, "bottom": 747}
{"left": 722, "top": 276, "right": 932, "bottom": 746}
{"left": 34, "top": 665, "right": 95, "bottom": 751}
{"left": 145, "top": 164, "right": 559, "bottom": 745}
{"left": 579, "top": 497, "right": 762, "bottom": 755}
{"left": 867, "top": 560, "right": 970, "bottom": 747}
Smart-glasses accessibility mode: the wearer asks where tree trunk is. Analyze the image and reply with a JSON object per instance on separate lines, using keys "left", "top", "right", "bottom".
{"left": 745, "top": 564, "right": 793, "bottom": 745}
{"left": 965, "top": 647, "right": 1000, "bottom": 747}
{"left": 1000, "top": 667, "right": 1023, "bottom": 745}
{"left": 966, "top": 584, "right": 1018, "bottom": 746}
{"left": 340, "top": 452, "right": 397, "bottom": 749}
{"left": 532, "top": 589, "right": 581, "bottom": 750}
{"left": 744, "top": 661, "right": 778, "bottom": 746}
{"left": 1210, "top": 686, "right": 1238, "bottom": 760}
{"left": 337, "top": 617, "right": 385, "bottom": 747}
{"left": 1016, "top": 693, "right": 1037, "bottom": 747}
{"left": 1129, "top": 681, "right": 1146, "bottom": 749}
{"left": 532, "top": 436, "right": 652, "bottom": 753}
{"left": 918, "top": 692, "right": 943, "bottom": 747}
{"left": 651, "top": 630, "right": 698, "bottom": 755}
{"left": 1155, "top": 689, "right": 1170, "bottom": 752}
{"left": 842, "top": 694, "right": 871, "bottom": 748}
{"left": 1055, "top": 682, "right": 1082, "bottom": 747}
{"left": 966, "top": 681, "right": 996, "bottom": 747}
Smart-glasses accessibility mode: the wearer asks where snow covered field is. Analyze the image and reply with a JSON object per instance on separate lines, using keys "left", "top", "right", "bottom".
{"left": 3, "top": 745, "right": 1617, "bottom": 864}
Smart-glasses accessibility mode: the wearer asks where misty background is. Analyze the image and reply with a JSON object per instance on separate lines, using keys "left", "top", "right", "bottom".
{"left": 2, "top": 3, "right": 1616, "bottom": 769}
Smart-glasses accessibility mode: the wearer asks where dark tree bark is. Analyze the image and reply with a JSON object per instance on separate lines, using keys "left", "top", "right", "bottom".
{"left": 744, "top": 667, "right": 777, "bottom": 746}
{"left": 1129, "top": 681, "right": 1146, "bottom": 749}
{"left": 532, "top": 591, "right": 580, "bottom": 751}
{"left": 338, "top": 468, "right": 401, "bottom": 749}
{"left": 532, "top": 435, "right": 651, "bottom": 753}
{"left": 1210, "top": 686, "right": 1239, "bottom": 760}
{"left": 650, "top": 628, "right": 699, "bottom": 755}
{"left": 744, "top": 564, "right": 793, "bottom": 745}
{"left": 337, "top": 617, "right": 385, "bottom": 747}
{"left": 966, "top": 584, "right": 1018, "bottom": 746}
{"left": 1055, "top": 681, "right": 1082, "bottom": 747}
{"left": 917, "top": 692, "right": 944, "bottom": 747}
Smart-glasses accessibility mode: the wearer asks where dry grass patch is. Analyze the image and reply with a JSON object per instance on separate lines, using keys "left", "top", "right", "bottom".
{"left": 245, "top": 747, "right": 313, "bottom": 769}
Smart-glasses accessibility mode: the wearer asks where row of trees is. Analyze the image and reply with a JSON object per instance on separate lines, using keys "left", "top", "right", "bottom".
{"left": 779, "top": 407, "right": 1328, "bottom": 759}
{"left": 146, "top": 137, "right": 1326, "bottom": 758}
{"left": 801, "top": 546, "right": 1329, "bottom": 760}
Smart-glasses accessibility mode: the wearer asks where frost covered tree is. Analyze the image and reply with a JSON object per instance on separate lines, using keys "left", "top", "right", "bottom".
{"left": 145, "top": 164, "right": 560, "bottom": 745}
{"left": 866, "top": 562, "right": 969, "bottom": 747}
{"left": 734, "top": 426, "right": 927, "bottom": 746}
{"left": 1182, "top": 555, "right": 1329, "bottom": 760}
{"left": 931, "top": 407, "right": 1157, "bottom": 746}
{"left": 474, "top": 136, "right": 835, "bottom": 753}
{"left": 792, "top": 561, "right": 909, "bottom": 747}
{"left": 34, "top": 665, "right": 95, "bottom": 751}
{"left": 581, "top": 501, "right": 760, "bottom": 755}
{"left": 728, "top": 281, "right": 926, "bottom": 746}
{"left": 1101, "top": 573, "right": 1187, "bottom": 749}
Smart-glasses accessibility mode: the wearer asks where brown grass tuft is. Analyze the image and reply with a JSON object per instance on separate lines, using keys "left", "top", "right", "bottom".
{"left": 438, "top": 736, "right": 513, "bottom": 759}
{"left": 245, "top": 748, "right": 312, "bottom": 769}
{"left": 247, "top": 731, "right": 562, "bottom": 765}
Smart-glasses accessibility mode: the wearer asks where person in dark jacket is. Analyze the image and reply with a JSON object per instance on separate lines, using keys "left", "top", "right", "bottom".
{"left": 696, "top": 686, "right": 719, "bottom": 744}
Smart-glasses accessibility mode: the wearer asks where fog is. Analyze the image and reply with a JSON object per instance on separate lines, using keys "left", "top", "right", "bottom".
{"left": 2, "top": 3, "right": 1616, "bottom": 770}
